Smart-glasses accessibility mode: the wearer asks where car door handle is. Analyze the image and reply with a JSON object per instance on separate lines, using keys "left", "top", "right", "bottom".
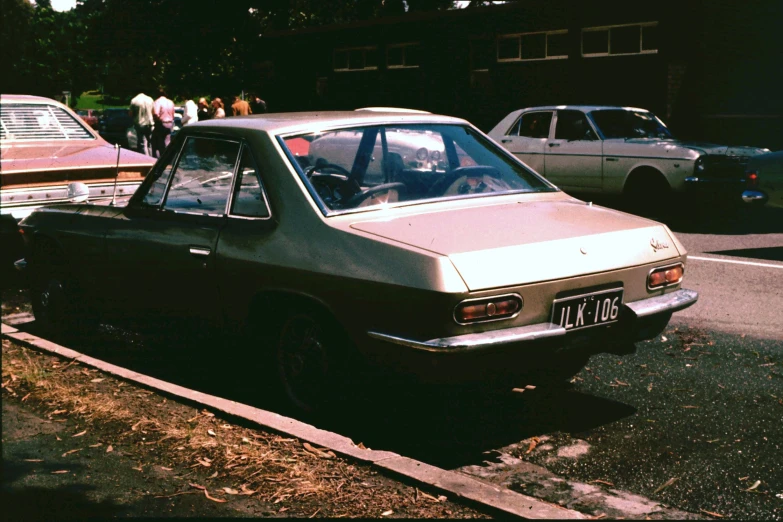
{"left": 501, "top": 139, "right": 512, "bottom": 143}
{"left": 189, "top": 246, "right": 211, "bottom": 257}
{"left": 548, "top": 142, "right": 560, "bottom": 148}
{"left": 606, "top": 158, "right": 619, "bottom": 162}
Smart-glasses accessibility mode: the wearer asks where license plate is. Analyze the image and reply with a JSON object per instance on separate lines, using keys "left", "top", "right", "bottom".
{"left": 551, "top": 288, "right": 624, "bottom": 331}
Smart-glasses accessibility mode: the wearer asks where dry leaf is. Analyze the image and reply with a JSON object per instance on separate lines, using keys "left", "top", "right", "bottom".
{"left": 55, "top": 434, "right": 62, "bottom": 441}
{"left": 24, "top": 459, "right": 44, "bottom": 462}
{"left": 682, "top": 405, "right": 699, "bottom": 409}
{"left": 72, "top": 430, "right": 87, "bottom": 437}
{"left": 653, "top": 477, "right": 679, "bottom": 494}
{"left": 745, "top": 480, "right": 761, "bottom": 492}
{"left": 647, "top": 383, "right": 653, "bottom": 392}
{"left": 90, "top": 378, "right": 104, "bottom": 383}
{"left": 132, "top": 466, "right": 143, "bottom": 472}
{"left": 223, "top": 487, "right": 239, "bottom": 495}
{"left": 89, "top": 443, "right": 102, "bottom": 448}
{"left": 240, "top": 484, "right": 257, "bottom": 495}
{"left": 614, "top": 379, "right": 630, "bottom": 386}
{"left": 52, "top": 409, "right": 67, "bottom": 415}
{"left": 21, "top": 393, "right": 31, "bottom": 402}
{"left": 303, "top": 442, "right": 336, "bottom": 459}
{"left": 700, "top": 509, "right": 725, "bottom": 518}
{"left": 51, "top": 470, "right": 69, "bottom": 474}
{"left": 208, "top": 471, "right": 218, "bottom": 479}
{"left": 106, "top": 445, "right": 113, "bottom": 453}
{"left": 591, "top": 479, "right": 615, "bottom": 487}
{"left": 207, "top": 429, "right": 216, "bottom": 437}
{"left": 525, "top": 436, "right": 540, "bottom": 454}
{"left": 62, "top": 449, "right": 81, "bottom": 457}
{"left": 189, "top": 483, "right": 226, "bottom": 503}
{"left": 381, "top": 510, "right": 393, "bottom": 516}
{"left": 161, "top": 466, "right": 173, "bottom": 471}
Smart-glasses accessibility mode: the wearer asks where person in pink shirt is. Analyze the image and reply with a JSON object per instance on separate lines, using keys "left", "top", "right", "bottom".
{"left": 152, "top": 88, "right": 175, "bottom": 158}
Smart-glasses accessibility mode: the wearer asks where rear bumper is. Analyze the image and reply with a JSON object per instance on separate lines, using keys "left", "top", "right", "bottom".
{"left": 368, "top": 288, "right": 698, "bottom": 353}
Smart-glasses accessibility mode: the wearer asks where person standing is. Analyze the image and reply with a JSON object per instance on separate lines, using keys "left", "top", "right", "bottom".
{"left": 129, "top": 91, "right": 154, "bottom": 156}
{"left": 152, "top": 88, "right": 175, "bottom": 158}
{"left": 181, "top": 95, "right": 198, "bottom": 126}
{"left": 230, "top": 95, "right": 251, "bottom": 116}
{"left": 211, "top": 98, "right": 226, "bottom": 119}
{"left": 249, "top": 94, "right": 267, "bottom": 114}
{"left": 197, "top": 98, "right": 211, "bottom": 121}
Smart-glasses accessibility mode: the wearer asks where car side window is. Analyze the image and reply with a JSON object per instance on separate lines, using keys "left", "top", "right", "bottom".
{"left": 163, "top": 137, "right": 240, "bottom": 215}
{"left": 555, "top": 110, "right": 596, "bottom": 141}
{"left": 230, "top": 146, "right": 271, "bottom": 218}
{"left": 140, "top": 145, "right": 178, "bottom": 207}
{"left": 512, "top": 112, "right": 553, "bottom": 139}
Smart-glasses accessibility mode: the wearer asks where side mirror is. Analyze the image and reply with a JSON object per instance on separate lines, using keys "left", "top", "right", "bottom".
{"left": 67, "top": 182, "right": 90, "bottom": 203}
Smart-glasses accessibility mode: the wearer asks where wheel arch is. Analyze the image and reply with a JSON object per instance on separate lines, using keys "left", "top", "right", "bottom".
{"left": 623, "top": 165, "right": 671, "bottom": 194}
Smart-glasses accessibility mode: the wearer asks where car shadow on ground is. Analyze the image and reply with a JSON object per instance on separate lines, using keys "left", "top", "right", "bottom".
{"left": 13, "top": 320, "right": 637, "bottom": 470}
{"left": 581, "top": 195, "right": 783, "bottom": 235}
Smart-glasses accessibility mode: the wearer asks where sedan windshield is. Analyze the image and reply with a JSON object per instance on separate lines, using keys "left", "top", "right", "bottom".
{"left": 282, "top": 124, "right": 555, "bottom": 214}
{"left": 589, "top": 109, "right": 673, "bottom": 140}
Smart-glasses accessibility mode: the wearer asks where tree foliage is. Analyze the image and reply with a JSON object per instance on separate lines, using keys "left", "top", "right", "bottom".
{"left": 1, "top": 0, "right": 456, "bottom": 103}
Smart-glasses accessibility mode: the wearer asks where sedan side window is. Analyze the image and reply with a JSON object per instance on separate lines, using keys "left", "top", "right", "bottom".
{"left": 163, "top": 137, "right": 240, "bottom": 215}
{"left": 555, "top": 110, "right": 596, "bottom": 141}
{"left": 230, "top": 146, "right": 271, "bottom": 218}
{"left": 514, "top": 112, "right": 553, "bottom": 139}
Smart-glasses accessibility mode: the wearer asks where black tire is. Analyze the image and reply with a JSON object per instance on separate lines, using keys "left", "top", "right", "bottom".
{"left": 30, "top": 242, "right": 96, "bottom": 338}
{"left": 274, "top": 308, "right": 355, "bottom": 414}
{"left": 623, "top": 170, "right": 672, "bottom": 216}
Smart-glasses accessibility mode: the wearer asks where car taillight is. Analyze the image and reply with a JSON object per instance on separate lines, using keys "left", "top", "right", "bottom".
{"left": 648, "top": 263, "right": 684, "bottom": 290}
{"left": 746, "top": 171, "right": 759, "bottom": 188}
{"left": 454, "top": 294, "right": 523, "bottom": 324}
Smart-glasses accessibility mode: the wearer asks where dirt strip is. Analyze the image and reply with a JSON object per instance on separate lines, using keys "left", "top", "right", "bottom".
{"left": 2, "top": 323, "right": 585, "bottom": 519}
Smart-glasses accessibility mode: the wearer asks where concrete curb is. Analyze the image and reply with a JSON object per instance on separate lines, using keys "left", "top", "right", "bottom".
{"left": 2, "top": 322, "right": 585, "bottom": 519}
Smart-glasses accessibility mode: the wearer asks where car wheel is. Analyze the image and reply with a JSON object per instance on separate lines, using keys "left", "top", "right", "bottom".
{"left": 31, "top": 244, "right": 96, "bottom": 338}
{"left": 623, "top": 170, "right": 671, "bottom": 215}
{"left": 275, "top": 310, "right": 352, "bottom": 414}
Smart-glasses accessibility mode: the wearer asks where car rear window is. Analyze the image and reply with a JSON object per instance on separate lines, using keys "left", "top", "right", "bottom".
{"left": 281, "top": 123, "right": 556, "bottom": 215}
{"left": 0, "top": 103, "right": 94, "bottom": 141}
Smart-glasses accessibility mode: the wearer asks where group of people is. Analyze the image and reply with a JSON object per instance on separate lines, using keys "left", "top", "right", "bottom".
{"left": 129, "top": 90, "right": 267, "bottom": 157}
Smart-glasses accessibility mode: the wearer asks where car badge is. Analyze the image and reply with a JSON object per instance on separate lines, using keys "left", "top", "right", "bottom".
{"left": 650, "top": 238, "right": 670, "bottom": 252}
{"left": 580, "top": 247, "right": 588, "bottom": 255}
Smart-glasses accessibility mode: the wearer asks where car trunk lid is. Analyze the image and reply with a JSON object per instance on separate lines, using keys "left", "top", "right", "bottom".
{"left": 350, "top": 199, "right": 681, "bottom": 291}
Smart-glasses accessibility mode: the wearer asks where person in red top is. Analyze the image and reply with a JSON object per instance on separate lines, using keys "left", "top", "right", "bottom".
{"left": 152, "top": 88, "right": 175, "bottom": 158}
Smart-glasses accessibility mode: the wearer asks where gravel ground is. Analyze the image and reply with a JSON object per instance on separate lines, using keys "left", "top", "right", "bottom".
{"left": 1, "top": 338, "right": 492, "bottom": 519}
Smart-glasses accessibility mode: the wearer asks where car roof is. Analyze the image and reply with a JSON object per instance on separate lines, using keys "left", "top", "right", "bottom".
{"left": 1, "top": 94, "right": 69, "bottom": 106}
{"left": 517, "top": 105, "right": 652, "bottom": 113}
{"left": 186, "top": 111, "right": 467, "bottom": 136}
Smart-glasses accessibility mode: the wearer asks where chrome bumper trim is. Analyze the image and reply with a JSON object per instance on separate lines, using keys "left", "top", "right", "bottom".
{"left": 368, "top": 323, "right": 566, "bottom": 353}
{"left": 741, "top": 190, "right": 768, "bottom": 204}
{"left": 625, "top": 288, "right": 698, "bottom": 319}
{"left": 14, "top": 259, "right": 27, "bottom": 272}
{"left": 369, "top": 289, "right": 698, "bottom": 353}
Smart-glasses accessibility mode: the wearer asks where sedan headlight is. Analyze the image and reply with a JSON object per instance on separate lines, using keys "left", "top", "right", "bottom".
{"left": 454, "top": 294, "right": 523, "bottom": 324}
{"left": 694, "top": 156, "right": 706, "bottom": 173}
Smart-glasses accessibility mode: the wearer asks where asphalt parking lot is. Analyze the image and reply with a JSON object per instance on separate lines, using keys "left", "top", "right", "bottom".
{"left": 2, "top": 204, "right": 782, "bottom": 520}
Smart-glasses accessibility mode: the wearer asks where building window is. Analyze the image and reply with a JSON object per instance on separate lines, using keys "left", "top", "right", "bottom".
{"left": 497, "top": 30, "right": 568, "bottom": 62}
{"left": 387, "top": 43, "right": 420, "bottom": 69}
{"left": 581, "top": 22, "right": 658, "bottom": 57}
{"left": 334, "top": 47, "right": 379, "bottom": 71}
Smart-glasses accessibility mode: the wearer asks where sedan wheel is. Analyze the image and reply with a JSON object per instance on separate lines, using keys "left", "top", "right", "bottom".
{"left": 32, "top": 275, "right": 71, "bottom": 334}
{"left": 276, "top": 313, "right": 335, "bottom": 413}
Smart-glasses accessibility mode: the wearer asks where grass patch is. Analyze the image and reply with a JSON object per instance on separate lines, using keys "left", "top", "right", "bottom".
{"left": 75, "top": 92, "right": 128, "bottom": 110}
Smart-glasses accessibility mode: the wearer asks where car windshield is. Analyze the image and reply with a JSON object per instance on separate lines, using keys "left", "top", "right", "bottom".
{"left": 589, "top": 109, "right": 673, "bottom": 139}
{"left": 281, "top": 123, "right": 555, "bottom": 214}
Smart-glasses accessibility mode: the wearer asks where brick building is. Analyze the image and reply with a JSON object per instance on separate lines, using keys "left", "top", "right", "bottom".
{"left": 259, "top": 0, "right": 782, "bottom": 150}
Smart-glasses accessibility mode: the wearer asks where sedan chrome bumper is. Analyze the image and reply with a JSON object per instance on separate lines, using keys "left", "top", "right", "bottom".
{"left": 368, "top": 288, "right": 698, "bottom": 353}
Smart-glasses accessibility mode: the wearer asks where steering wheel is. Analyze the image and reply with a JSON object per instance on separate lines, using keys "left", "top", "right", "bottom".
{"left": 341, "top": 182, "right": 407, "bottom": 208}
{"left": 304, "top": 161, "right": 351, "bottom": 178}
{"left": 427, "top": 166, "right": 502, "bottom": 197}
